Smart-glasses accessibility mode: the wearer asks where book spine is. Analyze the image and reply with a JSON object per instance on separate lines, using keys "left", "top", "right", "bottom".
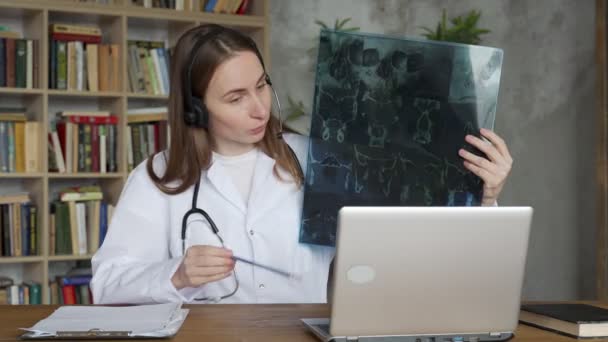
{"left": 29, "top": 205, "right": 36, "bottom": 255}
{"left": 1, "top": 205, "right": 9, "bottom": 256}
{"left": 14, "top": 121, "right": 24, "bottom": 173}
{"left": 56, "top": 41, "right": 67, "bottom": 90}
{"left": 0, "top": 38, "right": 5, "bottom": 87}
{"left": 83, "top": 124, "right": 92, "bottom": 172}
{"left": 91, "top": 124, "right": 99, "bottom": 172}
{"left": 78, "top": 124, "right": 85, "bottom": 172}
{"left": 14, "top": 39, "right": 26, "bottom": 88}
{"left": 108, "top": 124, "right": 116, "bottom": 172}
{"left": 21, "top": 203, "right": 29, "bottom": 256}
{"left": 26, "top": 40, "right": 33, "bottom": 89}
{"left": 59, "top": 275, "right": 92, "bottom": 286}
{"left": 0, "top": 122, "right": 7, "bottom": 172}
{"left": 7, "top": 122, "right": 15, "bottom": 172}
{"left": 5, "top": 39, "right": 15, "bottom": 87}
{"left": 50, "top": 33, "right": 102, "bottom": 44}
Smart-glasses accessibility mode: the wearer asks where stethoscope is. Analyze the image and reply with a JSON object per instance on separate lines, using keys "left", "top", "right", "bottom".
{"left": 180, "top": 82, "right": 302, "bottom": 302}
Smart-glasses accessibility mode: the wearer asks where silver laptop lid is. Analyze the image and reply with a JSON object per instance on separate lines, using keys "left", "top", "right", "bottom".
{"left": 330, "top": 206, "right": 533, "bottom": 337}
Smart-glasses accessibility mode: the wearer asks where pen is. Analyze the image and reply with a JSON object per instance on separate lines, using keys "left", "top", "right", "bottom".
{"left": 232, "top": 255, "right": 299, "bottom": 280}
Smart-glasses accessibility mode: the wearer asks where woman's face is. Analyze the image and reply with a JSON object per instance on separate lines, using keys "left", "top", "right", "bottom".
{"left": 204, "top": 51, "right": 271, "bottom": 155}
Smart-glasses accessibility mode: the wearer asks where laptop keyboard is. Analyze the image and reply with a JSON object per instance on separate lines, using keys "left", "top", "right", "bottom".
{"left": 317, "top": 323, "right": 330, "bottom": 334}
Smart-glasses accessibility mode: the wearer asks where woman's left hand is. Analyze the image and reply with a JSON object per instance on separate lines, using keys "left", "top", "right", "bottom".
{"left": 458, "top": 128, "right": 513, "bottom": 206}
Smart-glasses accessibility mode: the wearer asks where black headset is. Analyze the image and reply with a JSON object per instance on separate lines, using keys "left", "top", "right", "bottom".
{"left": 182, "top": 24, "right": 273, "bottom": 129}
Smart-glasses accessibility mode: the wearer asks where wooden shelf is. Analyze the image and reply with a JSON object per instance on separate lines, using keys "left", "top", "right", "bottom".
{"left": 0, "top": 87, "right": 44, "bottom": 95}
{"left": 0, "top": 173, "right": 45, "bottom": 178}
{"left": 47, "top": 172, "right": 125, "bottom": 179}
{"left": 47, "top": 254, "right": 95, "bottom": 262}
{"left": 0, "top": 256, "right": 44, "bottom": 264}
{"left": 0, "top": 0, "right": 270, "bottom": 305}
{"left": 47, "top": 90, "right": 123, "bottom": 98}
{"left": 126, "top": 93, "right": 169, "bottom": 100}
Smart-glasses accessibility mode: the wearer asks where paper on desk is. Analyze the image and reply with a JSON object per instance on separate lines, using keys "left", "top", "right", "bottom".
{"left": 20, "top": 302, "right": 188, "bottom": 337}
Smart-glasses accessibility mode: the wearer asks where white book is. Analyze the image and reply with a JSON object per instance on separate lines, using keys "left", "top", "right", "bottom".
{"left": 51, "top": 131, "right": 66, "bottom": 173}
{"left": 9, "top": 285, "right": 19, "bottom": 304}
{"left": 147, "top": 124, "right": 155, "bottom": 156}
{"left": 76, "top": 202, "right": 87, "bottom": 255}
{"left": 100, "top": 132, "right": 107, "bottom": 173}
{"left": 75, "top": 41, "right": 84, "bottom": 91}
{"left": 127, "top": 107, "right": 168, "bottom": 115}
{"left": 65, "top": 122, "right": 73, "bottom": 173}
{"left": 151, "top": 50, "right": 165, "bottom": 95}
{"left": 26, "top": 40, "right": 33, "bottom": 89}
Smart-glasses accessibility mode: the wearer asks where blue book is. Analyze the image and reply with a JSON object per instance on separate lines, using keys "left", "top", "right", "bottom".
{"left": 300, "top": 29, "right": 503, "bottom": 246}
{"left": 99, "top": 202, "right": 107, "bottom": 246}
{"left": 157, "top": 48, "right": 170, "bottom": 95}
{"left": 0, "top": 38, "right": 5, "bottom": 87}
{"left": 0, "top": 122, "right": 7, "bottom": 172}
{"left": 204, "top": 0, "right": 217, "bottom": 12}
{"left": 58, "top": 275, "right": 92, "bottom": 286}
{"left": 21, "top": 203, "right": 29, "bottom": 256}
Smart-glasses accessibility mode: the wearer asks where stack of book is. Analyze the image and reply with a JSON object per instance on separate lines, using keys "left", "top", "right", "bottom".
{"left": 201, "top": 0, "right": 250, "bottom": 14}
{"left": 48, "top": 110, "right": 118, "bottom": 173}
{"left": 0, "top": 277, "right": 42, "bottom": 305}
{"left": 0, "top": 193, "right": 38, "bottom": 257}
{"left": 0, "top": 108, "right": 39, "bottom": 173}
{"left": 49, "top": 186, "right": 113, "bottom": 256}
{"left": 49, "top": 263, "right": 94, "bottom": 304}
{"left": 49, "top": 23, "right": 120, "bottom": 92}
{"left": 0, "top": 29, "right": 38, "bottom": 88}
{"left": 50, "top": 274, "right": 93, "bottom": 305}
{"left": 127, "top": 106, "right": 168, "bottom": 170}
{"left": 127, "top": 40, "right": 170, "bottom": 95}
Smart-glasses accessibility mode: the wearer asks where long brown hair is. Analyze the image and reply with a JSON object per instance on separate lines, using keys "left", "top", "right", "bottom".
{"left": 147, "top": 24, "right": 304, "bottom": 195}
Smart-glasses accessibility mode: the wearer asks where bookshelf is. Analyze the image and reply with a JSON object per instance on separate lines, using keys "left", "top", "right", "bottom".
{"left": 0, "top": 0, "right": 270, "bottom": 304}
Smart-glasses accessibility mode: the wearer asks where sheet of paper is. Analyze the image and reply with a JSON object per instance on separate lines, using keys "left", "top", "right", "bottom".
{"left": 20, "top": 303, "right": 184, "bottom": 337}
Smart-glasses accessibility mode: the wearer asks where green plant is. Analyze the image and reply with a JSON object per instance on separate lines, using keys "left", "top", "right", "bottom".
{"left": 314, "top": 17, "right": 360, "bottom": 32}
{"left": 420, "top": 9, "right": 490, "bottom": 45}
{"left": 285, "top": 17, "right": 359, "bottom": 123}
{"left": 285, "top": 95, "right": 306, "bottom": 122}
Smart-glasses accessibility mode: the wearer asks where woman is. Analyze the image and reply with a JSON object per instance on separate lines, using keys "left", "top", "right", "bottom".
{"left": 90, "top": 24, "right": 513, "bottom": 304}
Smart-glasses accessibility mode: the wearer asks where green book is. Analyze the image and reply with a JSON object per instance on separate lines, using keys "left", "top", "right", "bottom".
{"left": 56, "top": 41, "right": 67, "bottom": 90}
{"left": 23, "top": 282, "right": 41, "bottom": 304}
{"left": 54, "top": 202, "right": 72, "bottom": 255}
{"left": 14, "top": 39, "right": 27, "bottom": 88}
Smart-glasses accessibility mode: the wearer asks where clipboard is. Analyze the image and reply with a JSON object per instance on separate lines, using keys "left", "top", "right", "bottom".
{"left": 18, "top": 304, "right": 189, "bottom": 340}
{"left": 19, "top": 328, "right": 177, "bottom": 340}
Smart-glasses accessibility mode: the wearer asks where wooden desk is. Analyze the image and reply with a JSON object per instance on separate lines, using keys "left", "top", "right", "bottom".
{"left": 1, "top": 303, "right": 606, "bottom": 341}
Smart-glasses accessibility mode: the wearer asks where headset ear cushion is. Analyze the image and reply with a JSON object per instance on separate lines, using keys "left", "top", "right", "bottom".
{"left": 190, "top": 96, "right": 208, "bottom": 128}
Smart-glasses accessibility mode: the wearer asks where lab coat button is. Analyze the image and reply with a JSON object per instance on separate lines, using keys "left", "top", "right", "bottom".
{"left": 249, "top": 229, "right": 255, "bottom": 236}
{"left": 259, "top": 283, "right": 265, "bottom": 289}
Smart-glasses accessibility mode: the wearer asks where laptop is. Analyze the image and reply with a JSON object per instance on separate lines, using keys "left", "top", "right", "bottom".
{"left": 302, "top": 206, "right": 533, "bottom": 342}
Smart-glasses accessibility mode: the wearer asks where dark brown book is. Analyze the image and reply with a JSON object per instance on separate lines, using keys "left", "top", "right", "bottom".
{"left": 5, "top": 38, "right": 15, "bottom": 87}
{"left": 520, "top": 304, "right": 608, "bottom": 338}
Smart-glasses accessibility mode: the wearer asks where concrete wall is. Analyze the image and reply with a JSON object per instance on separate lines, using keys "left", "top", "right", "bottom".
{"left": 269, "top": 0, "right": 597, "bottom": 300}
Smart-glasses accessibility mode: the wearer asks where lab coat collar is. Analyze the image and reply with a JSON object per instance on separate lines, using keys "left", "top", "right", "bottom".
{"left": 205, "top": 149, "right": 277, "bottom": 216}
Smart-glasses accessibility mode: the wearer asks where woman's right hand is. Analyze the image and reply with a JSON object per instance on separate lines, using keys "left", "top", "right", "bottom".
{"left": 171, "top": 245, "right": 235, "bottom": 290}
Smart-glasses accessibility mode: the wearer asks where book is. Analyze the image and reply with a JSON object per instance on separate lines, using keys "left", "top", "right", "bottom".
{"left": 520, "top": 304, "right": 608, "bottom": 338}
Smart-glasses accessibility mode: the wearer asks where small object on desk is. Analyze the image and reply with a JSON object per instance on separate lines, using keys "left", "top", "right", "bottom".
{"left": 520, "top": 303, "right": 608, "bottom": 338}
{"left": 19, "top": 302, "right": 188, "bottom": 339}
{"left": 232, "top": 255, "right": 301, "bottom": 280}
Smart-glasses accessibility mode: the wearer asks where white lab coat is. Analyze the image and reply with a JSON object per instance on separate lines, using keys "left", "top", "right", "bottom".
{"left": 91, "top": 133, "right": 335, "bottom": 304}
